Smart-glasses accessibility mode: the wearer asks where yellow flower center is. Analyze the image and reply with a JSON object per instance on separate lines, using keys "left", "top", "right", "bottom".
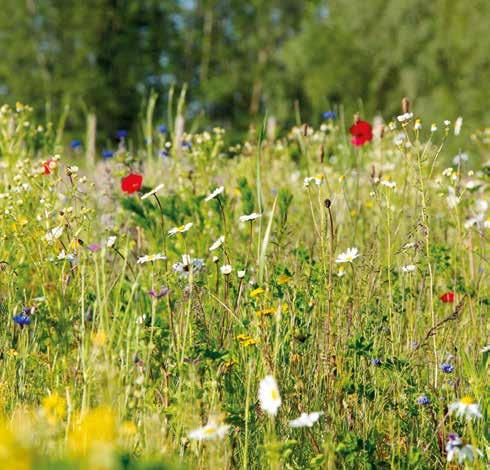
{"left": 270, "top": 389, "right": 279, "bottom": 401}
{"left": 460, "top": 396, "right": 475, "bottom": 405}
{"left": 204, "top": 427, "right": 216, "bottom": 435}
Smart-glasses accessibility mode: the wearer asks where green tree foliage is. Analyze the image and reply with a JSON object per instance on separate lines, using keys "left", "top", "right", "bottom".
{"left": 0, "top": 0, "right": 489, "bottom": 135}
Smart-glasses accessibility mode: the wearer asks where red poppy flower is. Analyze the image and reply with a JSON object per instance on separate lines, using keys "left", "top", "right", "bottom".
{"left": 121, "top": 173, "right": 143, "bottom": 194}
{"left": 440, "top": 291, "right": 455, "bottom": 303}
{"left": 43, "top": 159, "right": 54, "bottom": 175}
{"left": 349, "top": 120, "right": 373, "bottom": 146}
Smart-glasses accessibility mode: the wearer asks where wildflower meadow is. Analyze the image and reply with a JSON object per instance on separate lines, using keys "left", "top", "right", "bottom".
{"left": 0, "top": 100, "right": 488, "bottom": 469}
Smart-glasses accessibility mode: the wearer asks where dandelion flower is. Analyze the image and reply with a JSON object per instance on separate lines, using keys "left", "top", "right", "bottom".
{"left": 277, "top": 274, "right": 291, "bottom": 285}
{"left": 289, "top": 412, "right": 323, "bottom": 428}
{"left": 188, "top": 418, "right": 230, "bottom": 441}
{"left": 239, "top": 212, "right": 262, "bottom": 222}
{"left": 168, "top": 223, "right": 193, "bottom": 236}
{"left": 250, "top": 287, "right": 265, "bottom": 298}
{"left": 335, "top": 247, "right": 360, "bottom": 264}
{"left": 258, "top": 375, "right": 281, "bottom": 416}
{"left": 205, "top": 186, "right": 224, "bottom": 202}
{"left": 448, "top": 397, "right": 482, "bottom": 420}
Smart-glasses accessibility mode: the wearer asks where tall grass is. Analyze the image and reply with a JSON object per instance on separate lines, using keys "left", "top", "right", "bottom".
{"left": 0, "top": 102, "right": 487, "bottom": 469}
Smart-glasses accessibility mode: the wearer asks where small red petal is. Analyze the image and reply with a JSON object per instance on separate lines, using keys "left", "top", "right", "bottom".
{"left": 440, "top": 291, "right": 455, "bottom": 303}
{"left": 43, "top": 160, "right": 53, "bottom": 175}
{"left": 349, "top": 120, "right": 373, "bottom": 146}
{"left": 121, "top": 173, "right": 143, "bottom": 194}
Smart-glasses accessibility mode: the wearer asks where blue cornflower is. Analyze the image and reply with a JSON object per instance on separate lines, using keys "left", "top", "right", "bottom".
{"left": 13, "top": 314, "right": 31, "bottom": 326}
{"left": 102, "top": 150, "right": 114, "bottom": 159}
{"left": 440, "top": 363, "right": 454, "bottom": 373}
{"left": 160, "top": 150, "right": 169, "bottom": 158}
{"left": 322, "top": 111, "right": 336, "bottom": 120}
{"left": 417, "top": 395, "right": 430, "bottom": 405}
{"left": 181, "top": 141, "right": 192, "bottom": 150}
{"left": 157, "top": 124, "right": 168, "bottom": 134}
{"left": 371, "top": 358, "right": 382, "bottom": 367}
{"left": 116, "top": 129, "right": 128, "bottom": 139}
{"left": 70, "top": 139, "right": 82, "bottom": 149}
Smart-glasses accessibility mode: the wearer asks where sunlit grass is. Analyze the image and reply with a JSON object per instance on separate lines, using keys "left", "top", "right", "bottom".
{"left": 0, "top": 104, "right": 488, "bottom": 469}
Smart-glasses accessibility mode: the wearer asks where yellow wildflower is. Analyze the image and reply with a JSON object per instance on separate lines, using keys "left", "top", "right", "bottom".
{"left": 42, "top": 393, "right": 66, "bottom": 425}
{"left": 277, "top": 274, "right": 291, "bottom": 285}
{"left": 250, "top": 287, "right": 265, "bottom": 298}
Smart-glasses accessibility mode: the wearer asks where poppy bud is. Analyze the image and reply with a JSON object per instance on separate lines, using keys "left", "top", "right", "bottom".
{"left": 402, "top": 97, "right": 410, "bottom": 114}
{"left": 319, "top": 145, "right": 325, "bottom": 163}
{"left": 324, "top": 199, "right": 332, "bottom": 208}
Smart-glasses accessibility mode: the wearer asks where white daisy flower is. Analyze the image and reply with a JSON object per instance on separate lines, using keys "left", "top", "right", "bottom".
{"left": 465, "top": 180, "right": 479, "bottom": 190}
{"left": 220, "top": 264, "right": 232, "bottom": 275}
{"left": 168, "top": 222, "right": 193, "bottom": 236}
{"left": 209, "top": 235, "right": 225, "bottom": 251}
{"left": 289, "top": 411, "right": 323, "bottom": 428}
{"left": 446, "top": 434, "right": 482, "bottom": 464}
{"left": 414, "top": 119, "right": 422, "bottom": 130}
{"left": 453, "top": 152, "right": 468, "bottom": 165}
{"left": 188, "top": 418, "right": 230, "bottom": 441}
{"left": 446, "top": 187, "right": 459, "bottom": 209}
{"left": 335, "top": 247, "right": 360, "bottom": 264}
{"left": 444, "top": 120, "right": 451, "bottom": 126}
{"left": 237, "top": 270, "right": 246, "bottom": 279}
{"left": 337, "top": 268, "right": 346, "bottom": 277}
{"left": 454, "top": 116, "right": 463, "bottom": 136}
{"left": 137, "top": 253, "right": 167, "bottom": 264}
{"left": 397, "top": 112, "right": 413, "bottom": 123}
{"left": 431, "top": 124, "right": 437, "bottom": 132}
{"left": 381, "top": 180, "right": 396, "bottom": 189}
{"left": 57, "top": 250, "right": 76, "bottom": 262}
{"left": 258, "top": 375, "right": 281, "bottom": 417}
{"left": 239, "top": 213, "right": 262, "bottom": 222}
{"left": 474, "top": 199, "right": 488, "bottom": 213}
{"left": 205, "top": 186, "right": 224, "bottom": 202}
{"left": 303, "top": 175, "right": 324, "bottom": 187}
{"left": 45, "top": 226, "right": 64, "bottom": 243}
{"left": 448, "top": 397, "right": 482, "bottom": 420}
{"left": 401, "top": 264, "right": 416, "bottom": 273}
{"left": 480, "top": 345, "right": 490, "bottom": 353}
{"left": 141, "top": 183, "right": 164, "bottom": 200}
{"left": 106, "top": 236, "right": 117, "bottom": 248}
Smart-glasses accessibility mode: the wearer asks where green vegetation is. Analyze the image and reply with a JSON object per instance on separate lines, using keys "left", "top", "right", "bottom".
{"left": 0, "top": 101, "right": 488, "bottom": 468}
{"left": 1, "top": 0, "right": 490, "bottom": 136}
